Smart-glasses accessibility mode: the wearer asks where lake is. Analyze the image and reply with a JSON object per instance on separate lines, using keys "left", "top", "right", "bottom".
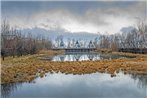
{"left": 39, "top": 52, "right": 134, "bottom": 61}
{"left": 1, "top": 72, "right": 147, "bottom": 98}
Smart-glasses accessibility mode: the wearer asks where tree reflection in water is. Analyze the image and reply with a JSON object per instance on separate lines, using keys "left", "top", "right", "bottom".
{"left": 1, "top": 83, "right": 22, "bottom": 98}
{"left": 1, "top": 73, "right": 146, "bottom": 98}
{"left": 131, "top": 73, "right": 147, "bottom": 89}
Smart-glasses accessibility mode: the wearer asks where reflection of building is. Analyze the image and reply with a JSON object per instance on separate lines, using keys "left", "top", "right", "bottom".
{"left": 59, "top": 55, "right": 65, "bottom": 61}
{"left": 87, "top": 54, "right": 95, "bottom": 60}
{"left": 74, "top": 54, "right": 81, "bottom": 61}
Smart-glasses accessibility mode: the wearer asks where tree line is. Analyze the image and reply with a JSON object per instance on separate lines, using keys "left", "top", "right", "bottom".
{"left": 94, "top": 21, "right": 147, "bottom": 51}
{"left": 53, "top": 20, "right": 147, "bottom": 51}
{"left": 1, "top": 20, "right": 52, "bottom": 60}
{"left": 1, "top": 19, "right": 146, "bottom": 60}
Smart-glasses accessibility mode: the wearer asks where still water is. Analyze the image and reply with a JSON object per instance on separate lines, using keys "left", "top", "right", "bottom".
{"left": 1, "top": 72, "right": 147, "bottom": 98}
{"left": 39, "top": 52, "right": 133, "bottom": 61}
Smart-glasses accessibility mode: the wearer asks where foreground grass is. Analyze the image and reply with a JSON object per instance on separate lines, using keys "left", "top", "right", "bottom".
{"left": 1, "top": 50, "right": 147, "bottom": 84}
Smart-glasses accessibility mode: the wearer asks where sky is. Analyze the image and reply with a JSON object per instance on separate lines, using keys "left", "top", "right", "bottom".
{"left": 1, "top": 0, "right": 147, "bottom": 34}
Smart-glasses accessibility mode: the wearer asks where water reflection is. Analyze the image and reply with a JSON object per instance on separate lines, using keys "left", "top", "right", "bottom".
{"left": 1, "top": 83, "right": 22, "bottom": 98}
{"left": 40, "top": 52, "right": 132, "bottom": 61}
{"left": 1, "top": 72, "right": 146, "bottom": 98}
{"left": 131, "top": 73, "right": 147, "bottom": 89}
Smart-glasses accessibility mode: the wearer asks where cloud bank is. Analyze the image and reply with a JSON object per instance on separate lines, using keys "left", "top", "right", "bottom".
{"left": 2, "top": 1, "right": 146, "bottom": 34}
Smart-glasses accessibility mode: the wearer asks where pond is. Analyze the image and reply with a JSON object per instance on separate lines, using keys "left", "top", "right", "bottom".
{"left": 39, "top": 52, "right": 134, "bottom": 61}
{"left": 1, "top": 72, "right": 147, "bottom": 98}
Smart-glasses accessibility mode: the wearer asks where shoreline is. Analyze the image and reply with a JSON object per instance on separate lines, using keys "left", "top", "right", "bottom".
{"left": 1, "top": 50, "right": 147, "bottom": 84}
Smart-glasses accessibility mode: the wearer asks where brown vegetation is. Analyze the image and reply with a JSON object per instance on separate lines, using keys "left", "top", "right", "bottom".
{"left": 37, "top": 49, "right": 64, "bottom": 56}
{"left": 1, "top": 50, "right": 147, "bottom": 84}
{"left": 1, "top": 20, "right": 53, "bottom": 60}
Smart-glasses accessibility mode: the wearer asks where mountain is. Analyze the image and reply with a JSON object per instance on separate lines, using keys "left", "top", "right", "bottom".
{"left": 21, "top": 27, "right": 100, "bottom": 41}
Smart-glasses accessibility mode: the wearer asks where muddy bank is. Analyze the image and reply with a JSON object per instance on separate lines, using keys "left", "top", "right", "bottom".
{"left": 1, "top": 50, "right": 147, "bottom": 84}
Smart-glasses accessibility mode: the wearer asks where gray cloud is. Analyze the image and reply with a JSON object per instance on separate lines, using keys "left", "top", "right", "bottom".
{"left": 2, "top": 1, "right": 146, "bottom": 34}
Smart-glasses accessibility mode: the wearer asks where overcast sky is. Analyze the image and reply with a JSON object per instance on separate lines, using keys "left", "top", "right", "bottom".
{"left": 1, "top": 0, "right": 147, "bottom": 34}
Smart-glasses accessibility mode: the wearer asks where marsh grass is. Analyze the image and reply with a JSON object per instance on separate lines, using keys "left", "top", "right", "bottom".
{"left": 1, "top": 50, "right": 147, "bottom": 84}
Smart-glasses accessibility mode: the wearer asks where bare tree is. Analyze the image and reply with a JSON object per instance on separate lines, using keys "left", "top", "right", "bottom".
{"left": 1, "top": 19, "right": 53, "bottom": 59}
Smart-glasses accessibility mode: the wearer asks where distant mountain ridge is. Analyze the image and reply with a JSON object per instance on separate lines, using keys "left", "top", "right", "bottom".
{"left": 21, "top": 27, "right": 100, "bottom": 41}
{"left": 20, "top": 26, "right": 138, "bottom": 41}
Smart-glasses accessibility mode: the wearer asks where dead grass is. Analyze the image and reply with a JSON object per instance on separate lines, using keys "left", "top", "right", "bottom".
{"left": 37, "top": 49, "right": 64, "bottom": 56}
{"left": 1, "top": 50, "right": 147, "bottom": 84}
